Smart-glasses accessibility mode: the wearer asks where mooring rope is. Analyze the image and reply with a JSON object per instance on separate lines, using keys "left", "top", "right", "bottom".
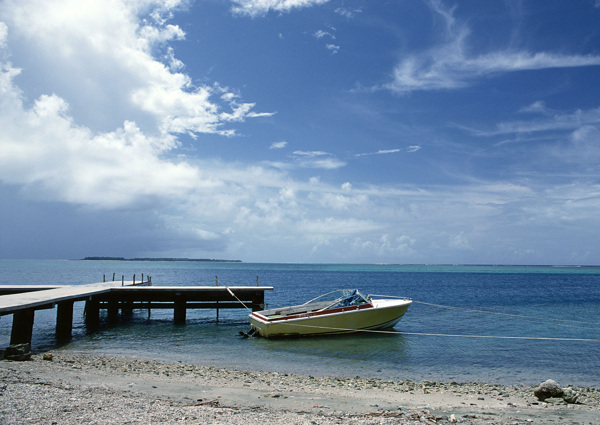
{"left": 411, "top": 300, "right": 600, "bottom": 326}
{"left": 225, "top": 287, "right": 253, "bottom": 313}
{"left": 367, "top": 295, "right": 600, "bottom": 328}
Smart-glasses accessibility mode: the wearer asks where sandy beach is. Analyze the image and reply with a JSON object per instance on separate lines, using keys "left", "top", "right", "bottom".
{"left": 1, "top": 353, "right": 598, "bottom": 424}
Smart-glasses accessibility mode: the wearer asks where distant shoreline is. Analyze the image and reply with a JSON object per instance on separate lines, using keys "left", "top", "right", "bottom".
{"left": 81, "top": 257, "right": 242, "bottom": 262}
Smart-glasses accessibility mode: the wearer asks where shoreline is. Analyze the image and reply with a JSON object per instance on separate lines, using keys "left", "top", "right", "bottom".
{"left": 1, "top": 353, "right": 599, "bottom": 424}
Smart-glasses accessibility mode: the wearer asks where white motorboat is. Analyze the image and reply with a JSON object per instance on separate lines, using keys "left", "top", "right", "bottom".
{"left": 248, "top": 289, "right": 411, "bottom": 338}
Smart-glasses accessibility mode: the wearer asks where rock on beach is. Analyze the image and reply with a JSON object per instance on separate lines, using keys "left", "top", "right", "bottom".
{"left": 533, "top": 379, "right": 580, "bottom": 404}
{"left": 534, "top": 379, "right": 563, "bottom": 401}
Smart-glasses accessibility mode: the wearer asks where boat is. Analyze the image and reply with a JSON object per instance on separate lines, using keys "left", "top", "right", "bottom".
{"left": 248, "top": 289, "right": 412, "bottom": 338}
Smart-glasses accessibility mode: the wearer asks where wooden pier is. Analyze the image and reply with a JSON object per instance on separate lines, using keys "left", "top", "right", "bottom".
{"left": 0, "top": 279, "right": 272, "bottom": 350}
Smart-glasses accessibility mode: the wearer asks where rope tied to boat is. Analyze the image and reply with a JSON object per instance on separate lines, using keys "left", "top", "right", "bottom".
{"left": 225, "top": 286, "right": 252, "bottom": 313}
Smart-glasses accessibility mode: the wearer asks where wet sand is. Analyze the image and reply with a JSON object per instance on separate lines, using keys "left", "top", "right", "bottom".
{"left": 1, "top": 353, "right": 599, "bottom": 424}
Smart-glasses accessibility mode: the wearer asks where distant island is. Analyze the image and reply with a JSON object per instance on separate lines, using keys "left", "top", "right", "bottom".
{"left": 82, "top": 257, "right": 242, "bottom": 262}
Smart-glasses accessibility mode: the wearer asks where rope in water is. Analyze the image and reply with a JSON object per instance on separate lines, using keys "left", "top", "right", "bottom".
{"left": 410, "top": 299, "right": 600, "bottom": 327}
{"left": 366, "top": 295, "right": 600, "bottom": 329}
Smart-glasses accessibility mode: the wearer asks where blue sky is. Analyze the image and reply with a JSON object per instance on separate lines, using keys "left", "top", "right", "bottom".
{"left": 1, "top": 0, "right": 600, "bottom": 264}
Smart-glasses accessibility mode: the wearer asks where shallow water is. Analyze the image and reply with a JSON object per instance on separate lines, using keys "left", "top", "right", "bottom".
{"left": 1, "top": 260, "right": 599, "bottom": 386}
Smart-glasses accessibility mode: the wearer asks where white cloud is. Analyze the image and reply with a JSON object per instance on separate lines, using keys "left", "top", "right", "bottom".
{"left": 0, "top": 0, "right": 267, "bottom": 137}
{"left": 356, "top": 147, "right": 422, "bottom": 157}
{"left": 314, "top": 29, "right": 334, "bottom": 40}
{"left": 350, "top": 234, "right": 416, "bottom": 259}
{"left": 326, "top": 43, "right": 340, "bottom": 54}
{"left": 300, "top": 217, "right": 378, "bottom": 235}
{"left": 356, "top": 149, "right": 401, "bottom": 157}
{"left": 164, "top": 46, "right": 184, "bottom": 71}
{"left": 313, "top": 27, "right": 339, "bottom": 53}
{"left": 449, "top": 231, "right": 472, "bottom": 250}
{"left": 302, "top": 157, "right": 346, "bottom": 169}
{"left": 334, "top": 7, "right": 361, "bottom": 19}
{"left": 0, "top": 21, "right": 6, "bottom": 49}
{"left": 474, "top": 106, "right": 600, "bottom": 137}
{"left": 0, "top": 0, "right": 273, "bottom": 209}
{"left": 385, "top": 1, "right": 600, "bottom": 93}
{"left": 560, "top": 125, "right": 600, "bottom": 164}
{"left": 293, "top": 150, "right": 328, "bottom": 157}
{"left": 139, "top": 23, "right": 185, "bottom": 46}
{"left": 290, "top": 151, "right": 346, "bottom": 169}
{"left": 270, "top": 141, "right": 287, "bottom": 149}
{"left": 231, "top": 0, "right": 330, "bottom": 17}
{"left": 0, "top": 87, "right": 199, "bottom": 207}
{"left": 247, "top": 111, "right": 276, "bottom": 118}
{"left": 519, "top": 101, "right": 550, "bottom": 114}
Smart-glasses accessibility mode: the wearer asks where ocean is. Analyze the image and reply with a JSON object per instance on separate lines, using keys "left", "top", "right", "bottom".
{"left": 1, "top": 260, "right": 599, "bottom": 387}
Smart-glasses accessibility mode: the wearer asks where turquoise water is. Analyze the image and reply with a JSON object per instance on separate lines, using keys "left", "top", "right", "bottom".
{"left": 1, "top": 260, "right": 599, "bottom": 386}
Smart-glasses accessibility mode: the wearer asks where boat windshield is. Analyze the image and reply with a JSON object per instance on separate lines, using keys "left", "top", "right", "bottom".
{"left": 302, "top": 289, "right": 370, "bottom": 310}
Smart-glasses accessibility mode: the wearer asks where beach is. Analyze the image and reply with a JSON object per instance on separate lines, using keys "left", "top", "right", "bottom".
{"left": 1, "top": 354, "right": 598, "bottom": 424}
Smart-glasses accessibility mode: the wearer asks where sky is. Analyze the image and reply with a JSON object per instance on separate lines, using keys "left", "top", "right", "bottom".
{"left": 1, "top": 0, "right": 600, "bottom": 264}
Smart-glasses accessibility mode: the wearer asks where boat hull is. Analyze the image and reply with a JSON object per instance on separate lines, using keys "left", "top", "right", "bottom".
{"left": 249, "top": 299, "right": 411, "bottom": 338}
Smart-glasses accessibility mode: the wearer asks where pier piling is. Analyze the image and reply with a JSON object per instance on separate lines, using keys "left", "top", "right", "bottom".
{"left": 10, "top": 308, "right": 35, "bottom": 345}
{"left": 56, "top": 301, "right": 74, "bottom": 340}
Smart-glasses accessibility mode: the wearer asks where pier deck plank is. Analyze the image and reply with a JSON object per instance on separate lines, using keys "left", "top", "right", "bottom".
{"left": 0, "top": 282, "right": 130, "bottom": 315}
{"left": 0, "top": 284, "right": 272, "bottom": 316}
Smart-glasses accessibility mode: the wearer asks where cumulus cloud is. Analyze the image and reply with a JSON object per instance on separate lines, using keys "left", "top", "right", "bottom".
{"left": 0, "top": 0, "right": 273, "bottom": 210}
{"left": 0, "top": 0, "right": 270, "bottom": 137}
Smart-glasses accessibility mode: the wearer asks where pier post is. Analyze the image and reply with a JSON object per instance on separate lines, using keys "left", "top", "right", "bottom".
{"left": 174, "top": 299, "right": 186, "bottom": 324}
{"left": 107, "top": 300, "right": 119, "bottom": 322}
{"left": 85, "top": 299, "right": 100, "bottom": 330}
{"left": 251, "top": 291, "right": 265, "bottom": 312}
{"left": 10, "top": 308, "right": 35, "bottom": 345}
{"left": 122, "top": 300, "right": 133, "bottom": 318}
{"left": 56, "top": 301, "right": 74, "bottom": 340}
